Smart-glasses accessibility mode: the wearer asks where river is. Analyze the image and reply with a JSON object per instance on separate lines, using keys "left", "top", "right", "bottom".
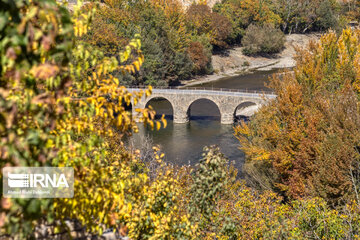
{"left": 130, "top": 69, "right": 280, "bottom": 172}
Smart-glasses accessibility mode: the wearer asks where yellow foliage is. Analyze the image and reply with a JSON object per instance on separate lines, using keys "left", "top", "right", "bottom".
{"left": 235, "top": 28, "right": 360, "bottom": 203}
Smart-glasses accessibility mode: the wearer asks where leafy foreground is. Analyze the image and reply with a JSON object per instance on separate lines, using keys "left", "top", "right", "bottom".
{"left": 1, "top": 0, "right": 360, "bottom": 239}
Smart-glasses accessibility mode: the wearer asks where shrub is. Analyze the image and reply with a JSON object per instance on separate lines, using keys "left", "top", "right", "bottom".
{"left": 242, "top": 61, "right": 250, "bottom": 67}
{"left": 242, "top": 23, "right": 285, "bottom": 55}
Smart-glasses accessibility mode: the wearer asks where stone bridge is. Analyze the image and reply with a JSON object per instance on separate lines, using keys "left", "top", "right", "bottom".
{"left": 128, "top": 88, "right": 276, "bottom": 124}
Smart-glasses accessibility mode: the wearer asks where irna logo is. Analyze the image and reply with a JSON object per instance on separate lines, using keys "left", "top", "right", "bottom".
{"left": 8, "top": 173, "right": 69, "bottom": 188}
{"left": 3, "top": 167, "right": 74, "bottom": 198}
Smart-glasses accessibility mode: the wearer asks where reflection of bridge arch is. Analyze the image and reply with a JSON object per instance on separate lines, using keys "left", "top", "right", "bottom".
{"left": 145, "top": 97, "right": 174, "bottom": 120}
{"left": 187, "top": 98, "right": 221, "bottom": 121}
{"left": 128, "top": 88, "right": 276, "bottom": 124}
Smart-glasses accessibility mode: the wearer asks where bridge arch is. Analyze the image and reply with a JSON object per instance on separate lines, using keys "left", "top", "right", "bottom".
{"left": 234, "top": 101, "right": 259, "bottom": 121}
{"left": 187, "top": 98, "right": 221, "bottom": 121}
{"left": 145, "top": 97, "right": 174, "bottom": 120}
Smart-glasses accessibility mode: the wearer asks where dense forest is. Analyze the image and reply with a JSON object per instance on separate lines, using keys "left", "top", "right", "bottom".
{"left": 82, "top": 0, "right": 352, "bottom": 86}
{"left": 1, "top": 0, "right": 360, "bottom": 239}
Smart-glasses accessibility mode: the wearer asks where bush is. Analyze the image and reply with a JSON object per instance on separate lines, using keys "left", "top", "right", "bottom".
{"left": 242, "top": 61, "right": 250, "bottom": 67}
{"left": 242, "top": 24, "right": 285, "bottom": 55}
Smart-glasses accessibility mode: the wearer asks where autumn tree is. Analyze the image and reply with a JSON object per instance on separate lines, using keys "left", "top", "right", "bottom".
{"left": 344, "top": 0, "right": 360, "bottom": 21}
{"left": 85, "top": 0, "right": 195, "bottom": 86}
{"left": 235, "top": 29, "right": 360, "bottom": 205}
{"left": 82, "top": 2, "right": 131, "bottom": 56}
{"left": 187, "top": 41, "right": 212, "bottom": 74}
{"left": 272, "top": 0, "right": 340, "bottom": 33}
{"left": 213, "top": 0, "right": 281, "bottom": 44}
{"left": 186, "top": 3, "right": 232, "bottom": 48}
{"left": 0, "top": 0, "right": 195, "bottom": 238}
{"left": 237, "top": 0, "right": 282, "bottom": 26}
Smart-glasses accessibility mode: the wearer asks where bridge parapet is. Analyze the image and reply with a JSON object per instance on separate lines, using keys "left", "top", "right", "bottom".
{"left": 127, "top": 87, "right": 276, "bottom": 97}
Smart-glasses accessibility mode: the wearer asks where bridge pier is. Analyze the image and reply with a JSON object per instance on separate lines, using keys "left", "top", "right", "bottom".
{"left": 221, "top": 112, "right": 234, "bottom": 124}
{"left": 174, "top": 115, "right": 189, "bottom": 123}
{"left": 174, "top": 108, "right": 189, "bottom": 124}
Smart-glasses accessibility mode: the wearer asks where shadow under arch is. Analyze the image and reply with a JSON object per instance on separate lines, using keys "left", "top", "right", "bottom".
{"left": 145, "top": 97, "right": 174, "bottom": 120}
{"left": 123, "top": 101, "right": 132, "bottom": 112}
{"left": 187, "top": 98, "right": 221, "bottom": 121}
{"left": 112, "top": 99, "right": 132, "bottom": 119}
{"left": 234, "top": 101, "right": 258, "bottom": 122}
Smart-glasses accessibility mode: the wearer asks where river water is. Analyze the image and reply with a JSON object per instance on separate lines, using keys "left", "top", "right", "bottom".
{"left": 131, "top": 69, "right": 279, "bottom": 171}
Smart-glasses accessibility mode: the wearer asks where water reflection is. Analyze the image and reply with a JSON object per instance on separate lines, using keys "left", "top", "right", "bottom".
{"left": 131, "top": 98, "right": 243, "bottom": 171}
{"left": 132, "top": 120, "right": 244, "bottom": 171}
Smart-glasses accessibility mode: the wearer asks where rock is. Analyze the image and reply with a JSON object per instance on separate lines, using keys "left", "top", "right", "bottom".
{"left": 101, "top": 231, "right": 117, "bottom": 240}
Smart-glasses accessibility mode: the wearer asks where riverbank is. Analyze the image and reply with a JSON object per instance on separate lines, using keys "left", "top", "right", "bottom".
{"left": 181, "top": 33, "right": 320, "bottom": 87}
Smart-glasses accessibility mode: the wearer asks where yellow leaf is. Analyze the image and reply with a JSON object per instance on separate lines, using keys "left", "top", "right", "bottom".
{"left": 162, "top": 118, "right": 167, "bottom": 129}
{"left": 134, "top": 61, "right": 140, "bottom": 71}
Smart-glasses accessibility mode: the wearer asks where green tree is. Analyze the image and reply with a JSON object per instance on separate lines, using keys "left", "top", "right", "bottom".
{"left": 272, "top": 0, "right": 340, "bottom": 33}
{"left": 84, "top": 0, "right": 196, "bottom": 86}
{"left": 188, "top": 146, "right": 229, "bottom": 238}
